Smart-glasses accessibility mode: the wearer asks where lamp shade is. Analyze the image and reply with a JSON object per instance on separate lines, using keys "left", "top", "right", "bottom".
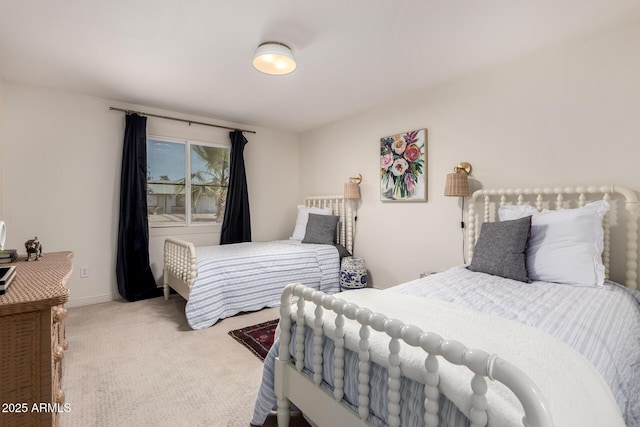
{"left": 252, "top": 42, "right": 296, "bottom": 75}
{"left": 344, "top": 181, "right": 361, "bottom": 200}
{"left": 444, "top": 172, "right": 469, "bottom": 197}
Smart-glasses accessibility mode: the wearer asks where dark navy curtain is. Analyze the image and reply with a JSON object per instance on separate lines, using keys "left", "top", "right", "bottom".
{"left": 116, "top": 113, "right": 160, "bottom": 301}
{"left": 220, "top": 130, "right": 251, "bottom": 244}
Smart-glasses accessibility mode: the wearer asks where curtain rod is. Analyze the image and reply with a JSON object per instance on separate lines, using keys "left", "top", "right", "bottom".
{"left": 109, "top": 107, "right": 256, "bottom": 134}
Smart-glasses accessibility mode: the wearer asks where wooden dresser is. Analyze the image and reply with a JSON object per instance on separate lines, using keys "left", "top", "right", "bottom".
{"left": 0, "top": 252, "right": 72, "bottom": 427}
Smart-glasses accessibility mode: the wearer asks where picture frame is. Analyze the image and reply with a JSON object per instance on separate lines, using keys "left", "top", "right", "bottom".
{"left": 380, "top": 128, "right": 427, "bottom": 202}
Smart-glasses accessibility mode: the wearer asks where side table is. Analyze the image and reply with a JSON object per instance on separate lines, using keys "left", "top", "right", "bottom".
{"left": 340, "top": 256, "right": 367, "bottom": 290}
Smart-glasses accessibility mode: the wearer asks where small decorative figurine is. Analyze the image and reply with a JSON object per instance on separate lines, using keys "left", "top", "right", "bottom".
{"left": 25, "top": 236, "right": 42, "bottom": 261}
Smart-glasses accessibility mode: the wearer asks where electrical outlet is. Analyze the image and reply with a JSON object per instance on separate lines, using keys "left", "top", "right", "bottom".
{"left": 80, "top": 266, "right": 89, "bottom": 278}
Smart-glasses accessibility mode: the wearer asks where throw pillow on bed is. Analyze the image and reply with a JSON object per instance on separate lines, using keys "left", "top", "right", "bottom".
{"left": 290, "top": 205, "right": 332, "bottom": 240}
{"left": 499, "top": 200, "right": 610, "bottom": 287}
{"left": 468, "top": 215, "right": 532, "bottom": 282}
{"left": 302, "top": 213, "right": 339, "bottom": 245}
{"left": 498, "top": 204, "right": 539, "bottom": 221}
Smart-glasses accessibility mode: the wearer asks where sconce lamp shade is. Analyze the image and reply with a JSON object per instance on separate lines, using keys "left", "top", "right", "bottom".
{"left": 344, "top": 182, "right": 361, "bottom": 199}
{"left": 444, "top": 163, "right": 472, "bottom": 197}
{"left": 444, "top": 172, "right": 469, "bottom": 197}
{"left": 252, "top": 42, "right": 297, "bottom": 75}
{"left": 344, "top": 173, "right": 362, "bottom": 199}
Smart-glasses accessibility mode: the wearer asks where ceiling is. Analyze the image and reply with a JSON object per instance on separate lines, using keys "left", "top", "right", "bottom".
{"left": 1, "top": 1, "right": 639, "bottom": 133}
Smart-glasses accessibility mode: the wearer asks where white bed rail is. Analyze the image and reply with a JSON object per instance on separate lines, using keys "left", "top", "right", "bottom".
{"left": 163, "top": 238, "right": 197, "bottom": 300}
{"left": 467, "top": 185, "right": 639, "bottom": 288}
{"left": 275, "top": 284, "right": 553, "bottom": 427}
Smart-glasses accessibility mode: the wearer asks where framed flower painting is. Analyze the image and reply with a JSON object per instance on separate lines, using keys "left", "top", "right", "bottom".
{"left": 380, "top": 128, "right": 427, "bottom": 202}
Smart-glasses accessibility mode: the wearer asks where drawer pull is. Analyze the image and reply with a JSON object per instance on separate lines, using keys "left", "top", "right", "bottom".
{"left": 53, "top": 307, "right": 68, "bottom": 323}
{"left": 53, "top": 345, "right": 65, "bottom": 362}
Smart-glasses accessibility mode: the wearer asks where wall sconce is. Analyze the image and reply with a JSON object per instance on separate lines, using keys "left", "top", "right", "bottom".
{"left": 444, "top": 162, "right": 471, "bottom": 197}
{"left": 444, "top": 162, "right": 472, "bottom": 263}
{"left": 344, "top": 173, "right": 362, "bottom": 200}
{"left": 344, "top": 173, "right": 362, "bottom": 255}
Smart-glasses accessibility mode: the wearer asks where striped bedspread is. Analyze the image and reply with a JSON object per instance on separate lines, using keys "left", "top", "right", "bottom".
{"left": 252, "top": 266, "right": 640, "bottom": 426}
{"left": 185, "top": 240, "right": 340, "bottom": 329}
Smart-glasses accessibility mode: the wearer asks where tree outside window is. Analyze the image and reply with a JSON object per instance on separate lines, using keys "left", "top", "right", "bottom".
{"left": 147, "top": 138, "right": 229, "bottom": 226}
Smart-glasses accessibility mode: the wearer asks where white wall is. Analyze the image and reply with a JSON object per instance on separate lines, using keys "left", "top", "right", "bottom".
{"left": 1, "top": 84, "right": 299, "bottom": 306}
{"left": 299, "top": 23, "right": 640, "bottom": 288}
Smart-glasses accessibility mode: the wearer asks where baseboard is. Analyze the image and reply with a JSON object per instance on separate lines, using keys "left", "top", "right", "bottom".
{"left": 66, "top": 294, "right": 116, "bottom": 308}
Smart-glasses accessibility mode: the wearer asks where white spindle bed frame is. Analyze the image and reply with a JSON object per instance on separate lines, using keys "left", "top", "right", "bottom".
{"left": 163, "top": 195, "right": 355, "bottom": 301}
{"left": 273, "top": 185, "right": 639, "bottom": 427}
{"left": 467, "top": 185, "right": 639, "bottom": 288}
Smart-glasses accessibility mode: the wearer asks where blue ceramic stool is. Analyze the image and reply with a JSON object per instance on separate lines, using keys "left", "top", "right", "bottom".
{"left": 340, "top": 256, "right": 367, "bottom": 290}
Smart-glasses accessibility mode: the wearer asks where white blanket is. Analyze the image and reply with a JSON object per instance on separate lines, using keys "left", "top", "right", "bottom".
{"left": 298, "top": 288, "right": 624, "bottom": 427}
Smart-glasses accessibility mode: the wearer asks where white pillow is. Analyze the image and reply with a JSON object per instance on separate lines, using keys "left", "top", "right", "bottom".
{"left": 290, "top": 205, "right": 332, "bottom": 240}
{"left": 498, "top": 204, "right": 539, "bottom": 221}
{"left": 499, "top": 201, "right": 610, "bottom": 286}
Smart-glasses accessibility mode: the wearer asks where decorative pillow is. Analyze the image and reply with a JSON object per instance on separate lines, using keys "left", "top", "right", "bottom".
{"left": 500, "top": 201, "right": 610, "bottom": 287}
{"left": 290, "top": 205, "right": 331, "bottom": 240}
{"left": 499, "top": 204, "right": 539, "bottom": 221}
{"left": 302, "top": 214, "right": 339, "bottom": 245}
{"left": 468, "top": 216, "right": 532, "bottom": 282}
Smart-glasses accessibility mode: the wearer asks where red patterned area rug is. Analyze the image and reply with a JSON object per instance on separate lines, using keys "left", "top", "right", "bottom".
{"left": 228, "top": 319, "right": 279, "bottom": 361}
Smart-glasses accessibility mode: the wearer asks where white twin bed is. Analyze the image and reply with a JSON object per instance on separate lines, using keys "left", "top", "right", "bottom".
{"left": 163, "top": 195, "right": 354, "bottom": 329}
{"left": 250, "top": 185, "right": 640, "bottom": 427}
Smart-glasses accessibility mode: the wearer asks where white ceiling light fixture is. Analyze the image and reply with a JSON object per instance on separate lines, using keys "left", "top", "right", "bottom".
{"left": 252, "top": 42, "right": 297, "bottom": 75}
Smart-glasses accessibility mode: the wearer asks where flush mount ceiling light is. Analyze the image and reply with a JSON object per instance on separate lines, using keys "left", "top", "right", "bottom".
{"left": 252, "top": 42, "right": 296, "bottom": 75}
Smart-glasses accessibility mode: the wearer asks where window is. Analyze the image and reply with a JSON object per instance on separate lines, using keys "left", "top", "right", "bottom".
{"left": 146, "top": 137, "right": 229, "bottom": 227}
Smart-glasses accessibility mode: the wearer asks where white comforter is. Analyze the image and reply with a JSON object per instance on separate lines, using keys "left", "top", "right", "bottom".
{"left": 322, "top": 288, "right": 624, "bottom": 427}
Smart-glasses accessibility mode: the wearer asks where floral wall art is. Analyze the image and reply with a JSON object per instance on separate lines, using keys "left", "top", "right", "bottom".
{"left": 380, "top": 128, "right": 427, "bottom": 202}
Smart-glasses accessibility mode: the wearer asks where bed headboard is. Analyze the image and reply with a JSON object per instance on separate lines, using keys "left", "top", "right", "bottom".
{"left": 304, "top": 195, "right": 355, "bottom": 255}
{"left": 467, "top": 185, "right": 639, "bottom": 289}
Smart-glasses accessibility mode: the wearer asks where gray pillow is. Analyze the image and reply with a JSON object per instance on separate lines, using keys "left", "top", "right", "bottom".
{"left": 302, "top": 213, "right": 339, "bottom": 245}
{"left": 467, "top": 216, "right": 532, "bottom": 282}
{"left": 333, "top": 243, "right": 352, "bottom": 259}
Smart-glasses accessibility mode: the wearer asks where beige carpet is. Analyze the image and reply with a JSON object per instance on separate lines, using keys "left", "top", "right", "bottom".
{"left": 60, "top": 295, "right": 310, "bottom": 427}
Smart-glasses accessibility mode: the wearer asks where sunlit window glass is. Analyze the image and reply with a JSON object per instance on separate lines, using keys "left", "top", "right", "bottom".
{"left": 147, "top": 139, "right": 186, "bottom": 225}
{"left": 146, "top": 138, "right": 229, "bottom": 227}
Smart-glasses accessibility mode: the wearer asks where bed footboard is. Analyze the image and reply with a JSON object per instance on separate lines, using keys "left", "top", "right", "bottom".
{"left": 163, "top": 238, "right": 197, "bottom": 301}
{"left": 275, "top": 284, "right": 553, "bottom": 427}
